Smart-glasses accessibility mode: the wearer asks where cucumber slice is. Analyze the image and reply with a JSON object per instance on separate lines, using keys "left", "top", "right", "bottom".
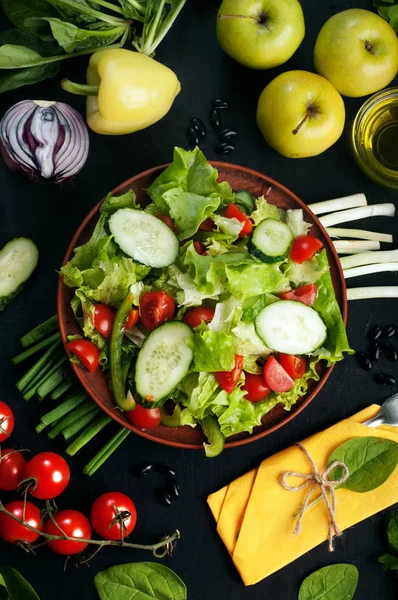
{"left": 234, "top": 190, "right": 255, "bottom": 215}
{"left": 250, "top": 218, "right": 293, "bottom": 263}
{"left": 109, "top": 208, "right": 179, "bottom": 268}
{"left": 255, "top": 300, "right": 327, "bottom": 355}
{"left": 135, "top": 321, "right": 193, "bottom": 406}
{"left": 0, "top": 238, "right": 39, "bottom": 311}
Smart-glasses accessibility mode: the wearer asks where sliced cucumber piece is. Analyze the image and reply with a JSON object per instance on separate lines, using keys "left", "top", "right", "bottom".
{"left": 234, "top": 190, "right": 255, "bottom": 215}
{"left": 109, "top": 208, "right": 179, "bottom": 268}
{"left": 250, "top": 218, "right": 293, "bottom": 263}
{"left": 135, "top": 321, "right": 193, "bottom": 406}
{"left": 0, "top": 238, "right": 39, "bottom": 311}
{"left": 255, "top": 300, "right": 327, "bottom": 355}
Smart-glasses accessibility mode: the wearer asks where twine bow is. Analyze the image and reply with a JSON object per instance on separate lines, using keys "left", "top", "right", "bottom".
{"left": 279, "top": 442, "right": 349, "bottom": 552}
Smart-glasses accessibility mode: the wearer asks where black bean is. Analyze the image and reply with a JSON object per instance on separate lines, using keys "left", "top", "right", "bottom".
{"left": 380, "top": 341, "right": 398, "bottom": 361}
{"left": 369, "top": 325, "right": 382, "bottom": 341}
{"left": 210, "top": 109, "right": 221, "bottom": 128}
{"left": 134, "top": 462, "right": 152, "bottom": 477}
{"left": 212, "top": 98, "right": 229, "bottom": 109}
{"left": 374, "top": 373, "right": 396, "bottom": 386}
{"left": 187, "top": 126, "right": 199, "bottom": 147}
{"left": 219, "top": 127, "right": 239, "bottom": 140}
{"left": 166, "top": 476, "right": 180, "bottom": 498}
{"left": 216, "top": 142, "right": 235, "bottom": 155}
{"left": 157, "top": 489, "right": 172, "bottom": 506}
{"left": 155, "top": 463, "right": 176, "bottom": 477}
{"left": 382, "top": 324, "right": 396, "bottom": 338}
{"left": 192, "top": 118, "right": 206, "bottom": 137}
{"left": 369, "top": 341, "right": 381, "bottom": 362}
{"left": 355, "top": 351, "right": 372, "bottom": 371}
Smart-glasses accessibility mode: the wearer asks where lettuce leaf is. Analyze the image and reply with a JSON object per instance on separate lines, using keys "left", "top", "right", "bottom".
{"left": 251, "top": 195, "right": 281, "bottom": 225}
{"left": 71, "top": 289, "right": 106, "bottom": 350}
{"left": 283, "top": 256, "right": 327, "bottom": 286}
{"left": 186, "top": 330, "right": 235, "bottom": 372}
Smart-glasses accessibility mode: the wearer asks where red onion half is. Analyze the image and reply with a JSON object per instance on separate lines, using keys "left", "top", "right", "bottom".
{"left": 0, "top": 100, "right": 89, "bottom": 183}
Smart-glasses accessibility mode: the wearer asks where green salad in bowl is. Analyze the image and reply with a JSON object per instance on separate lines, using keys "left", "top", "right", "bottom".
{"left": 60, "top": 147, "right": 351, "bottom": 456}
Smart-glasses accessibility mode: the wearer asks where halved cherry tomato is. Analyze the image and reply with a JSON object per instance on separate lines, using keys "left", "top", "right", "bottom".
{"left": 44, "top": 510, "right": 91, "bottom": 555}
{"left": 90, "top": 492, "right": 137, "bottom": 541}
{"left": 278, "top": 354, "right": 307, "bottom": 379}
{"left": 280, "top": 283, "right": 318, "bottom": 306}
{"left": 199, "top": 218, "right": 215, "bottom": 232}
{"left": 65, "top": 339, "right": 100, "bottom": 373}
{"left": 242, "top": 372, "right": 270, "bottom": 403}
{"left": 215, "top": 355, "right": 244, "bottom": 394}
{"left": 290, "top": 235, "right": 323, "bottom": 264}
{"left": 157, "top": 214, "right": 178, "bottom": 234}
{"left": 263, "top": 356, "right": 294, "bottom": 393}
{"left": 0, "top": 402, "right": 14, "bottom": 443}
{"left": 126, "top": 404, "right": 161, "bottom": 429}
{"left": 0, "top": 449, "right": 27, "bottom": 491}
{"left": 23, "top": 452, "right": 70, "bottom": 500}
{"left": 139, "top": 290, "right": 175, "bottom": 331}
{"left": 224, "top": 203, "right": 252, "bottom": 238}
{"left": 193, "top": 240, "right": 206, "bottom": 255}
{"left": 125, "top": 308, "right": 139, "bottom": 329}
{"left": 94, "top": 304, "right": 115, "bottom": 340}
{"left": 184, "top": 306, "right": 215, "bottom": 329}
{"left": 0, "top": 500, "right": 42, "bottom": 544}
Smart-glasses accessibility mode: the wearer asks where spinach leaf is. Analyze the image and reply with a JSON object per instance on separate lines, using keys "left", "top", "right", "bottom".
{"left": 298, "top": 564, "right": 359, "bottom": 600}
{"left": 94, "top": 562, "right": 187, "bottom": 600}
{"left": 386, "top": 513, "right": 398, "bottom": 554}
{"left": 47, "top": 0, "right": 118, "bottom": 25}
{"left": 0, "top": 566, "right": 40, "bottom": 600}
{"left": 0, "top": 61, "right": 59, "bottom": 92}
{"left": 374, "top": 1, "right": 398, "bottom": 32}
{"left": 328, "top": 437, "right": 398, "bottom": 493}
{"left": 117, "top": 0, "right": 145, "bottom": 19}
{"left": 2, "top": 0, "right": 58, "bottom": 31}
{"left": 0, "top": 45, "right": 45, "bottom": 68}
{"left": 0, "top": 29, "right": 60, "bottom": 55}
{"left": 378, "top": 554, "right": 398, "bottom": 571}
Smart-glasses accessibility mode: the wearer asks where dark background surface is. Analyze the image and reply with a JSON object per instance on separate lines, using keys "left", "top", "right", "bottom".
{"left": 0, "top": 0, "right": 398, "bottom": 598}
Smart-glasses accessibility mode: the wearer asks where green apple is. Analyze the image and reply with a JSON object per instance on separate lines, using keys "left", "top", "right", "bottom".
{"left": 256, "top": 71, "right": 345, "bottom": 158}
{"left": 314, "top": 9, "right": 398, "bottom": 98}
{"left": 216, "top": 0, "right": 305, "bottom": 70}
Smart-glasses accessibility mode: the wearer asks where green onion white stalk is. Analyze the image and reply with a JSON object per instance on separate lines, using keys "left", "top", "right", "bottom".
{"left": 347, "top": 287, "right": 398, "bottom": 300}
{"left": 320, "top": 204, "right": 395, "bottom": 228}
{"left": 333, "top": 240, "right": 380, "bottom": 254}
{"left": 344, "top": 263, "right": 398, "bottom": 279}
{"left": 326, "top": 227, "right": 393, "bottom": 243}
{"left": 308, "top": 193, "right": 367, "bottom": 216}
{"left": 340, "top": 249, "right": 398, "bottom": 270}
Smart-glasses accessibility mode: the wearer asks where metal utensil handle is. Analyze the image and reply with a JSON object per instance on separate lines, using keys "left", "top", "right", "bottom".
{"left": 362, "top": 412, "right": 385, "bottom": 428}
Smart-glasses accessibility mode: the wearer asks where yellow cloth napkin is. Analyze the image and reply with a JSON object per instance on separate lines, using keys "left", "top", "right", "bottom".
{"left": 207, "top": 405, "right": 398, "bottom": 586}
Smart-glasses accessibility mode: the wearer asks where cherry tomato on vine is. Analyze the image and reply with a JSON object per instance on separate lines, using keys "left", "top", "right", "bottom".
{"left": 290, "top": 235, "right": 323, "bottom": 264}
{"left": 125, "top": 308, "right": 140, "bottom": 329}
{"left": 0, "top": 401, "right": 14, "bottom": 443}
{"left": 65, "top": 339, "right": 99, "bottom": 373}
{"left": 0, "top": 500, "right": 42, "bottom": 544}
{"left": 193, "top": 240, "right": 206, "bottom": 255}
{"left": 94, "top": 304, "right": 115, "bottom": 340}
{"left": 263, "top": 356, "right": 294, "bottom": 393}
{"left": 242, "top": 373, "right": 270, "bottom": 403}
{"left": 224, "top": 203, "right": 252, "bottom": 238}
{"left": 23, "top": 452, "right": 70, "bottom": 500}
{"left": 215, "top": 355, "right": 244, "bottom": 394}
{"left": 157, "top": 214, "right": 178, "bottom": 234}
{"left": 90, "top": 492, "right": 137, "bottom": 541}
{"left": 0, "top": 449, "right": 27, "bottom": 491}
{"left": 139, "top": 290, "right": 175, "bottom": 331}
{"left": 278, "top": 354, "right": 307, "bottom": 379}
{"left": 126, "top": 404, "right": 161, "bottom": 429}
{"left": 183, "top": 306, "right": 215, "bottom": 329}
{"left": 280, "top": 283, "right": 318, "bottom": 306}
{"left": 44, "top": 510, "right": 91, "bottom": 555}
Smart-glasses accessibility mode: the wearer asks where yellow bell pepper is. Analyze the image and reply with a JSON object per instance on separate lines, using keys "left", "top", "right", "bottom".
{"left": 62, "top": 49, "right": 181, "bottom": 136}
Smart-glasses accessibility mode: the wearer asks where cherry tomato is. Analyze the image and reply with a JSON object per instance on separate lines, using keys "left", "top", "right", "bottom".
{"left": 0, "top": 500, "right": 42, "bottom": 544}
{"left": 157, "top": 214, "right": 178, "bottom": 234}
{"left": 65, "top": 339, "right": 99, "bottom": 373}
{"left": 90, "top": 492, "right": 137, "bottom": 541}
{"left": 198, "top": 218, "right": 215, "bottom": 232}
{"left": 263, "top": 356, "right": 294, "bottom": 393}
{"left": 23, "top": 452, "right": 70, "bottom": 500}
{"left": 94, "top": 304, "right": 115, "bottom": 340}
{"left": 290, "top": 235, "right": 323, "bottom": 264}
{"left": 183, "top": 306, "right": 215, "bottom": 328}
{"left": 224, "top": 203, "right": 252, "bottom": 238}
{"left": 126, "top": 404, "right": 161, "bottom": 429}
{"left": 44, "top": 510, "right": 91, "bottom": 555}
{"left": 215, "top": 355, "right": 244, "bottom": 394}
{"left": 193, "top": 240, "right": 206, "bottom": 255}
{"left": 125, "top": 308, "right": 139, "bottom": 329}
{"left": 0, "top": 401, "right": 14, "bottom": 443}
{"left": 139, "top": 290, "right": 175, "bottom": 331}
{"left": 278, "top": 354, "right": 307, "bottom": 379}
{"left": 0, "top": 449, "right": 27, "bottom": 491}
{"left": 242, "top": 373, "right": 271, "bottom": 403}
{"left": 280, "top": 283, "right": 318, "bottom": 306}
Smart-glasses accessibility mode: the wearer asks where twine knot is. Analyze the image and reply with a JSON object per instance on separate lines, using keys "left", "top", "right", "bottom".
{"left": 279, "top": 442, "right": 349, "bottom": 552}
